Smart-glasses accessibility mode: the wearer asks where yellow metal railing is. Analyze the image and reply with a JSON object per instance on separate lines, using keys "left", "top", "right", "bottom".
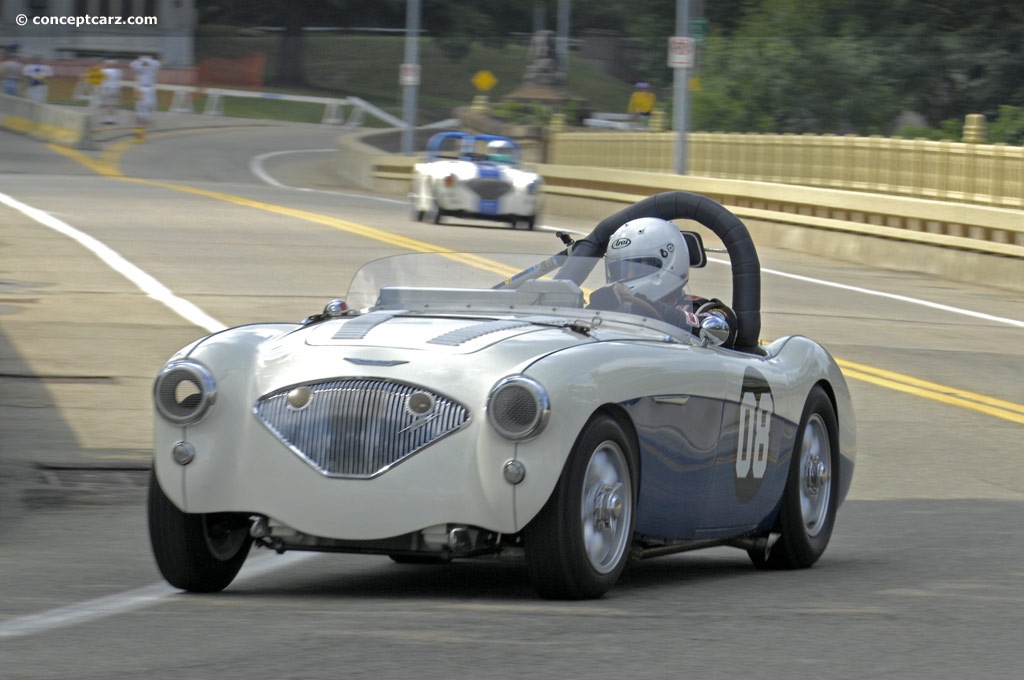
{"left": 548, "top": 131, "right": 1024, "bottom": 210}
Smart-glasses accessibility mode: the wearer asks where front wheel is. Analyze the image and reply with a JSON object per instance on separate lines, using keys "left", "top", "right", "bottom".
{"left": 523, "top": 413, "right": 637, "bottom": 599}
{"left": 147, "top": 471, "right": 252, "bottom": 592}
{"left": 749, "top": 385, "right": 839, "bottom": 570}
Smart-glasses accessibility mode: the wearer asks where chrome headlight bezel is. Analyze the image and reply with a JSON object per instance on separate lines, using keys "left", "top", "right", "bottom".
{"left": 153, "top": 359, "right": 216, "bottom": 425}
{"left": 486, "top": 375, "right": 550, "bottom": 441}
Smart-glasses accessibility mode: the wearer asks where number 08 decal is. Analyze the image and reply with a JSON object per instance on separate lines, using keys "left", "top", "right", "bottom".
{"left": 736, "top": 390, "right": 774, "bottom": 479}
{"left": 733, "top": 368, "right": 776, "bottom": 503}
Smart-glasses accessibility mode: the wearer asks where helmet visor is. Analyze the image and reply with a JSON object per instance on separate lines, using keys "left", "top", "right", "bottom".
{"left": 606, "top": 257, "right": 662, "bottom": 283}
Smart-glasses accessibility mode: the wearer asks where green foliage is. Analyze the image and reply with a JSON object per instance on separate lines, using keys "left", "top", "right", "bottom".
{"left": 493, "top": 101, "right": 551, "bottom": 126}
{"left": 894, "top": 125, "right": 956, "bottom": 142}
{"left": 193, "top": 0, "right": 1024, "bottom": 143}
{"left": 988, "top": 106, "right": 1024, "bottom": 145}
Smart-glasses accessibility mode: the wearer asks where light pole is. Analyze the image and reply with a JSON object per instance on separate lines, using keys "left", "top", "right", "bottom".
{"left": 401, "top": 0, "right": 421, "bottom": 156}
{"left": 673, "top": 0, "right": 691, "bottom": 174}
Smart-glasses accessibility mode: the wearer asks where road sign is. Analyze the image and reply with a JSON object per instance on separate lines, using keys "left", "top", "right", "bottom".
{"left": 471, "top": 70, "right": 498, "bottom": 92}
{"left": 667, "top": 36, "right": 696, "bottom": 70}
{"left": 690, "top": 18, "right": 709, "bottom": 45}
{"left": 399, "top": 63, "right": 420, "bottom": 87}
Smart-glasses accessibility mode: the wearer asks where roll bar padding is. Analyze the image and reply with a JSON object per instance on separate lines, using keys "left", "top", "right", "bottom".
{"left": 559, "top": 192, "right": 761, "bottom": 350}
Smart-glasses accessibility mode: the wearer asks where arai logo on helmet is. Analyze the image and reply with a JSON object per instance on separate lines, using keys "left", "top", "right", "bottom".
{"left": 611, "top": 237, "right": 631, "bottom": 249}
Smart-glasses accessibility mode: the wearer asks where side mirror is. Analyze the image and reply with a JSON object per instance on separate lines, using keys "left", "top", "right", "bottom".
{"left": 698, "top": 311, "right": 731, "bottom": 347}
{"left": 681, "top": 231, "right": 707, "bottom": 268}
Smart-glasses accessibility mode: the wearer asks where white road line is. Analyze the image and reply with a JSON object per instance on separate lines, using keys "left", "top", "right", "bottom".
{"left": 707, "top": 257, "right": 1024, "bottom": 328}
{"left": 248, "top": 148, "right": 407, "bottom": 204}
{"left": 0, "top": 191, "right": 226, "bottom": 334}
{"left": 0, "top": 553, "right": 316, "bottom": 640}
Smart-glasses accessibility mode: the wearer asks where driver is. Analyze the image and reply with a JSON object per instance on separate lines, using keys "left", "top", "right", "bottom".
{"left": 588, "top": 217, "right": 738, "bottom": 347}
{"left": 485, "top": 139, "right": 517, "bottom": 164}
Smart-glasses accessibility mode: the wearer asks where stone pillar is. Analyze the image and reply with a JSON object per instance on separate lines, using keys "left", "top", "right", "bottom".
{"left": 963, "top": 113, "right": 987, "bottom": 144}
{"left": 648, "top": 109, "right": 665, "bottom": 132}
{"left": 471, "top": 95, "right": 490, "bottom": 113}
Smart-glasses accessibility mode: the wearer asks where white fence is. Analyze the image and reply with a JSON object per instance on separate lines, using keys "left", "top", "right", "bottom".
{"left": 72, "top": 78, "right": 406, "bottom": 128}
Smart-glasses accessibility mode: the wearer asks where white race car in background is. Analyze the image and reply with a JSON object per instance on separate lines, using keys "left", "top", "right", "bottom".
{"left": 409, "top": 132, "right": 544, "bottom": 230}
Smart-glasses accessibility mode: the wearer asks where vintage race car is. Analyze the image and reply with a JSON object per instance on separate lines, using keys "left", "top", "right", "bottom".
{"left": 409, "top": 132, "right": 543, "bottom": 230}
{"left": 148, "top": 191, "right": 856, "bottom": 600}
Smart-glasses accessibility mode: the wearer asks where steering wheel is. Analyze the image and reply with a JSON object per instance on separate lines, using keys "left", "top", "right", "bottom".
{"left": 621, "top": 292, "right": 663, "bottom": 321}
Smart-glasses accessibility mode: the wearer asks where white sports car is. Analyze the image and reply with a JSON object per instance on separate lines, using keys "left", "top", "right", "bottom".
{"left": 148, "top": 191, "right": 856, "bottom": 600}
{"left": 409, "top": 132, "right": 543, "bottom": 230}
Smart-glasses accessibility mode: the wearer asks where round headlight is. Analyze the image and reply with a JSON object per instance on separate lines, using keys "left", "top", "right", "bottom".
{"left": 487, "top": 376, "right": 549, "bottom": 441}
{"left": 154, "top": 359, "right": 216, "bottom": 425}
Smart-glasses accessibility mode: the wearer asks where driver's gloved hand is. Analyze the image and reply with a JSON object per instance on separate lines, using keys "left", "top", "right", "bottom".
{"left": 588, "top": 282, "right": 631, "bottom": 310}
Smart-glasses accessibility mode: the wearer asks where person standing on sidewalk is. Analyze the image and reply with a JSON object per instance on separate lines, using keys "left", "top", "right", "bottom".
{"left": 129, "top": 54, "right": 161, "bottom": 129}
{"left": 22, "top": 56, "right": 54, "bottom": 104}
{"left": 98, "top": 59, "right": 123, "bottom": 124}
{"left": 2, "top": 53, "right": 22, "bottom": 96}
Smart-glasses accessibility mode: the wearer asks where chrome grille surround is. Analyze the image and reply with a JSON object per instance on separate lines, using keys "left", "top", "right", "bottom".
{"left": 254, "top": 378, "right": 470, "bottom": 478}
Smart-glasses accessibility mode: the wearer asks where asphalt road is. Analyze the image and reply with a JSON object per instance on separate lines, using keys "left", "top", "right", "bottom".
{"left": 0, "top": 118, "right": 1022, "bottom": 680}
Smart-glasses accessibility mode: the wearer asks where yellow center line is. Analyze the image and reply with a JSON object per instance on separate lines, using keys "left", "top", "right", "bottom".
{"left": 45, "top": 139, "right": 1024, "bottom": 425}
{"left": 836, "top": 359, "right": 1024, "bottom": 424}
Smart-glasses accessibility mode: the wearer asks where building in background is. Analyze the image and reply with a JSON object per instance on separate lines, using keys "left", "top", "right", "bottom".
{"left": 0, "top": 0, "right": 195, "bottom": 67}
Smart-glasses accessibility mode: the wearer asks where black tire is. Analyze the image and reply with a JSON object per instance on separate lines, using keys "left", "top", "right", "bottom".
{"left": 147, "top": 470, "right": 252, "bottom": 593}
{"left": 523, "top": 413, "right": 637, "bottom": 599}
{"left": 429, "top": 200, "right": 443, "bottom": 225}
{"left": 388, "top": 554, "right": 449, "bottom": 565}
{"left": 410, "top": 202, "right": 425, "bottom": 222}
{"left": 749, "top": 385, "right": 839, "bottom": 570}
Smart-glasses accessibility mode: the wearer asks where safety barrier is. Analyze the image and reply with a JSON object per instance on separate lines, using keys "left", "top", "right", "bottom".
{"left": 0, "top": 92, "right": 96, "bottom": 149}
{"left": 549, "top": 130, "right": 1024, "bottom": 211}
{"left": 71, "top": 76, "right": 405, "bottom": 128}
{"left": 336, "top": 129, "right": 1024, "bottom": 293}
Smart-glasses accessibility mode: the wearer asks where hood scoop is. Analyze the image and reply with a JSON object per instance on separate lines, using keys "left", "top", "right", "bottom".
{"left": 331, "top": 311, "right": 400, "bottom": 340}
{"left": 427, "top": 319, "right": 533, "bottom": 346}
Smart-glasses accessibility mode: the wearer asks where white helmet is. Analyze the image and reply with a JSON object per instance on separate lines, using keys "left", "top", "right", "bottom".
{"left": 485, "top": 139, "right": 517, "bottom": 163}
{"left": 605, "top": 217, "right": 689, "bottom": 302}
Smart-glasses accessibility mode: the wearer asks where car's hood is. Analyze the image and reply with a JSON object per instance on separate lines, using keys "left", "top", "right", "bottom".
{"left": 303, "top": 312, "right": 585, "bottom": 354}
{"left": 247, "top": 313, "right": 598, "bottom": 397}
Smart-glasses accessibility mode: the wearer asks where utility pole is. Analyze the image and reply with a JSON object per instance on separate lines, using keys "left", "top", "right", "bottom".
{"left": 672, "top": 0, "right": 691, "bottom": 174}
{"left": 557, "top": 0, "right": 571, "bottom": 82}
{"left": 401, "top": 0, "right": 421, "bottom": 156}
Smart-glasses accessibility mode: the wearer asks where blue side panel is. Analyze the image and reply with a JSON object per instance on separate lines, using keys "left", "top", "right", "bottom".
{"left": 623, "top": 395, "right": 724, "bottom": 541}
{"left": 698, "top": 368, "right": 797, "bottom": 536}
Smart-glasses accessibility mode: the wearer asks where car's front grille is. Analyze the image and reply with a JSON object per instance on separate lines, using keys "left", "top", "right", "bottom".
{"left": 254, "top": 379, "right": 469, "bottom": 478}
{"left": 466, "top": 178, "right": 512, "bottom": 201}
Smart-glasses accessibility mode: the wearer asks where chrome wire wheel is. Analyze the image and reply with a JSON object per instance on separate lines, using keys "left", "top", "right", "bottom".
{"left": 747, "top": 385, "right": 838, "bottom": 570}
{"left": 798, "top": 413, "right": 833, "bottom": 538}
{"left": 580, "top": 440, "right": 632, "bottom": 575}
{"left": 523, "top": 413, "right": 637, "bottom": 599}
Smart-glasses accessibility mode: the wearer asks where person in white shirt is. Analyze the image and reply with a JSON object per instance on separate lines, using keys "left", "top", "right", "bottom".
{"left": 98, "top": 59, "right": 123, "bottom": 124}
{"left": 2, "top": 54, "right": 22, "bottom": 96}
{"left": 129, "top": 54, "right": 161, "bottom": 126}
{"left": 22, "top": 57, "right": 54, "bottom": 104}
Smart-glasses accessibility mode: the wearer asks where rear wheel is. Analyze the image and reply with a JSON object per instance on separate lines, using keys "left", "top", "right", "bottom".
{"left": 523, "top": 413, "right": 637, "bottom": 599}
{"left": 428, "top": 200, "right": 444, "bottom": 225}
{"left": 147, "top": 471, "right": 252, "bottom": 592}
{"left": 749, "top": 385, "right": 838, "bottom": 569}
